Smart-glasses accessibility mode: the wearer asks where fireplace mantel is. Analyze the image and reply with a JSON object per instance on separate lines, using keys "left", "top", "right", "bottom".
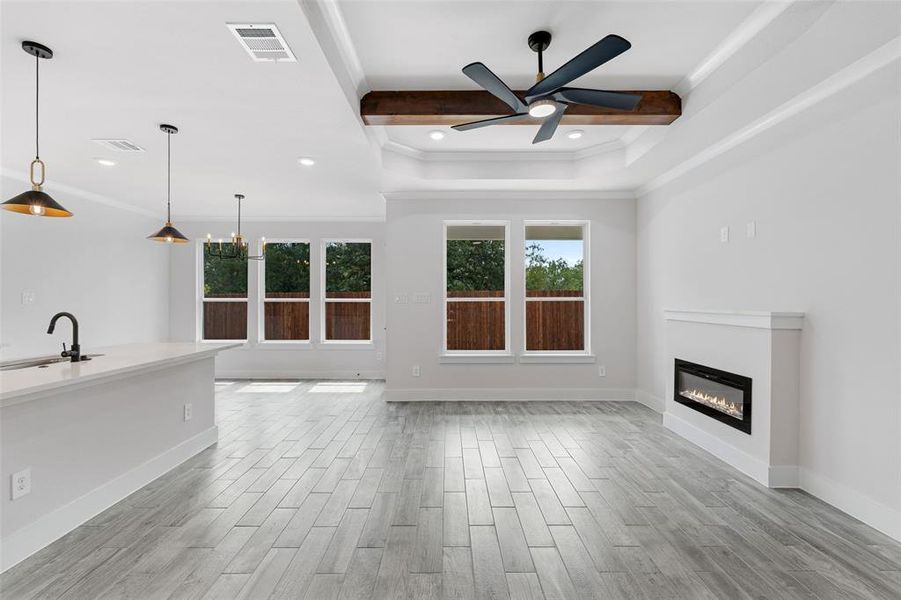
{"left": 664, "top": 309, "right": 804, "bottom": 330}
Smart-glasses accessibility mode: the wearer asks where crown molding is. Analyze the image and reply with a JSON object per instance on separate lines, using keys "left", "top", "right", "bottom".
{"left": 638, "top": 34, "right": 901, "bottom": 197}
{"left": 176, "top": 215, "right": 385, "bottom": 223}
{"left": 382, "top": 190, "right": 635, "bottom": 202}
{"left": 1, "top": 168, "right": 156, "bottom": 218}
{"left": 674, "top": 1, "right": 794, "bottom": 98}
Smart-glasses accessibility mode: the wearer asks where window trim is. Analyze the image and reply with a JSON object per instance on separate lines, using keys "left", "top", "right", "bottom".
{"left": 197, "top": 239, "right": 249, "bottom": 343}
{"left": 442, "top": 220, "right": 511, "bottom": 356}
{"left": 320, "top": 238, "right": 374, "bottom": 344}
{"left": 521, "top": 220, "right": 590, "bottom": 355}
{"left": 257, "top": 238, "right": 312, "bottom": 344}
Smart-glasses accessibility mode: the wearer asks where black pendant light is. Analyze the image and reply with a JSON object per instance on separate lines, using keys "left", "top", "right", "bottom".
{"left": 1, "top": 41, "right": 72, "bottom": 217}
{"left": 205, "top": 194, "right": 265, "bottom": 261}
{"left": 147, "top": 124, "right": 188, "bottom": 243}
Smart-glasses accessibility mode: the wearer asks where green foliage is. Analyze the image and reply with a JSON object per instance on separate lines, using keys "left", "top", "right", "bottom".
{"left": 326, "top": 242, "right": 371, "bottom": 292}
{"left": 265, "top": 243, "right": 310, "bottom": 295}
{"left": 204, "top": 244, "right": 248, "bottom": 297}
{"left": 446, "top": 240, "right": 505, "bottom": 292}
{"left": 525, "top": 242, "right": 583, "bottom": 291}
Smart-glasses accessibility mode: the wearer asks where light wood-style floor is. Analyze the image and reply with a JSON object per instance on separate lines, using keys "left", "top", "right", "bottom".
{"left": 3, "top": 380, "right": 900, "bottom": 600}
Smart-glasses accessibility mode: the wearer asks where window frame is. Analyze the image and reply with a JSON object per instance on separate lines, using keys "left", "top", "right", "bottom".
{"left": 257, "top": 238, "right": 312, "bottom": 345}
{"left": 320, "top": 238, "right": 373, "bottom": 345}
{"left": 196, "top": 239, "right": 249, "bottom": 343}
{"left": 442, "top": 220, "right": 512, "bottom": 356}
{"left": 521, "top": 220, "right": 590, "bottom": 356}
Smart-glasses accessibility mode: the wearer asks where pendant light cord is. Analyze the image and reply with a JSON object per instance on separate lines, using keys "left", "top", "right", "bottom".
{"left": 166, "top": 131, "right": 171, "bottom": 222}
{"left": 35, "top": 53, "right": 40, "bottom": 159}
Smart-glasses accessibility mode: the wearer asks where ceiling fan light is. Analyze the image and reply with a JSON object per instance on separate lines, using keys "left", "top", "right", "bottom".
{"left": 528, "top": 99, "right": 557, "bottom": 118}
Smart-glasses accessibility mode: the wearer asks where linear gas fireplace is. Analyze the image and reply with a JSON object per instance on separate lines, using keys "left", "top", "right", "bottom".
{"left": 674, "top": 359, "right": 752, "bottom": 434}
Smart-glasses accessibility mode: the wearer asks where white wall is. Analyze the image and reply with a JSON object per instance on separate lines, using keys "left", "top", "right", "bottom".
{"left": 168, "top": 220, "right": 385, "bottom": 378}
{"left": 384, "top": 195, "right": 636, "bottom": 400}
{"left": 0, "top": 180, "right": 169, "bottom": 360}
{"left": 636, "top": 90, "right": 901, "bottom": 538}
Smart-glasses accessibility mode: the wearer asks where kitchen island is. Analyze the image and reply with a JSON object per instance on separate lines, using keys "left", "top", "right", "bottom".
{"left": 0, "top": 342, "right": 239, "bottom": 572}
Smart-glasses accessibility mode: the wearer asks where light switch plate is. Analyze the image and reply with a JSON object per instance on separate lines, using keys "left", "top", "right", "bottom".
{"left": 412, "top": 365, "right": 421, "bottom": 377}
{"left": 598, "top": 365, "right": 607, "bottom": 377}
{"left": 746, "top": 221, "right": 756, "bottom": 238}
{"left": 413, "top": 293, "right": 431, "bottom": 304}
{"left": 394, "top": 294, "right": 409, "bottom": 304}
{"left": 21, "top": 291, "right": 36, "bottom": 305}
{"left": 183, "top": 403, "right": 192, "bottom": 421}
{"left": 720, "top": 226, "right": 729, "bottom": 243}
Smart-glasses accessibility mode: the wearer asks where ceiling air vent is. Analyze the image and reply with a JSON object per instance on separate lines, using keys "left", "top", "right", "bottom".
{"left": 92, "top": 139, "right": 145, "bottom": 152}
{"left": 227, "top": 23, "right": 296, "bottom": 62}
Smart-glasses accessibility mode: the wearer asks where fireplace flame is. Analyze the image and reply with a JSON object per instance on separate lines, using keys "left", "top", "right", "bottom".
{"left": 679, "top": 388, "right": 743, "bottom": 418}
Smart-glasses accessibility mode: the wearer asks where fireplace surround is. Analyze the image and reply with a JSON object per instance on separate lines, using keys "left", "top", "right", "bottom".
{"left": 674, "top": 358, "right": 752, "bottom": 434}
{"left": 663, "top": 309, "right": 803, "bottom": 488}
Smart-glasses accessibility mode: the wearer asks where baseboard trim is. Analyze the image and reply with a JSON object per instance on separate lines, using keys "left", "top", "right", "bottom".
{"left": 216, "top": 370, "right": 385, "bottom": 380}
{"left": 384, "top": 387, "right": 635, "bottom": 402}
{"left": 0, "top": 426, "right": 219, "bottom": 573}
{"left": 768, "top": 465, "right": 800, "bottom": 488}
{"left": 798, "top": 467, "right": 901, "bottom": 542}
{"left": 634, "top": 389, "right": 664, "bottom": 413}
{"left": 663, "top": 411, "right": 771, "bottom": 486}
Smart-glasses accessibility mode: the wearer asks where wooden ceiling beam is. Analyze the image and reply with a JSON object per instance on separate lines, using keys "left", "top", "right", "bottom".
{"left": 360, "top": 90, "right": 681, "bottom": 126}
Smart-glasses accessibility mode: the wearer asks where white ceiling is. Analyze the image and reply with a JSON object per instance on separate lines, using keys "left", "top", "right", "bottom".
{"left": 340, "top": 0, "right": 760, "bottom": 91}
{"left": 1, "top": 0, "right": 826, "bottom": 217}
{"left": 1, "top": 0, "right": 382, "bottom": 219}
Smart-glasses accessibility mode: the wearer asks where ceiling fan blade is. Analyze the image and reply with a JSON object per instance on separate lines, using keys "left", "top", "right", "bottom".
{"left": 452, "top": 113, "right": 530, "bottom": 131}
{"left": 553, "top": 87, "right": 641, "bottom": 111}
{"left": 462, "top": 62, "right": 527, "bottom": 113}
{"left": 533, "top": 105, "right": 567, "bottom": 144}
{"left": 525, "top": 34, "right": 632, "bottom": 101}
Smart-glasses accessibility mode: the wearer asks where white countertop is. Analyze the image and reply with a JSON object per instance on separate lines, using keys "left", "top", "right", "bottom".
{"left": 0, "top": 342, "right": 240, "bottom": 406}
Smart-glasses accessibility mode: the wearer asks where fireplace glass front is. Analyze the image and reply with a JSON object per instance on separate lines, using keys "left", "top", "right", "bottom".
{"left": 674, "top": 359, "right": 752, "bottom": 434}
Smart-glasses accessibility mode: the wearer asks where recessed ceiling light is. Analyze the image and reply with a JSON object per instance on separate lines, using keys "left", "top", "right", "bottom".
{"left": 567, "top": 130, "right": 584, "bottom": 140}
{"left": 95, "top": 158, "right": 117, "bottom": 167}
{"left": 298, "top": 157, "right": 315, "bottom": 167}
{"left": 429, "top": 130, "right": 445, "bottom": 141}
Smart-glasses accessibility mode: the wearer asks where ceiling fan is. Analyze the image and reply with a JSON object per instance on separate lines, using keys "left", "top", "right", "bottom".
{"left": 452, "top": 31, "right": 642, "bottom": 144}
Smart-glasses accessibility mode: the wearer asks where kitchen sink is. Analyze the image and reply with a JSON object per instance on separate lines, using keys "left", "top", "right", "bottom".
{"left": 0, "top": 354, "right": 104, "bottom": 371}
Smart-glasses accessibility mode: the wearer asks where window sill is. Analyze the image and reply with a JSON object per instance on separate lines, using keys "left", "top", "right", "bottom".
{"left": 518, "top": 353, "right": 596, "bottom": 364}
{"left": 255, "top": 341, "right": 313, "bottom": 350}
{"left": 439, "top": 353, "right": 515, "bottom": 364}
{"left": 318, "top": 341, "right": 375, "bottom": 351}
{"left": 200, "top": 339, "right": 249, "bottom": 348}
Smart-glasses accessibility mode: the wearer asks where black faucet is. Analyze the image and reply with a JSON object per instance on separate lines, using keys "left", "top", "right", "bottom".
{"left": 47, "top": 312, "right": 89, "bottom": 362}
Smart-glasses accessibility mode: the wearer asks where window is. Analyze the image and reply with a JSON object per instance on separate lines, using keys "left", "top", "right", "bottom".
{"left": 261, "top": 242, "right": 310, "bottom": 341}
{"left": 444, "top": 223, "right": 508, "bottom": 352}
{"left": 524, "top": 223, "right": 587, "bottom": 352}
{"left": 323, "top": 241, "right": 371, "bottom": 341}
{"left": 202, "top": 243, "right": 248, "bottom": 340}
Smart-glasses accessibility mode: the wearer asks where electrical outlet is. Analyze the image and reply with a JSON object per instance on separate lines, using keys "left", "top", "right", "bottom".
{"left": 376, "top": 352, "right": 383, "bottom": 361}
{"left": 746, "top": 221, "right": 756, "bottom": 238}
{"left": 183, "top": 403, "right": 193, "bottom": 421}
{"left": 412, "top": 364, "right": 421, "bottom": 377}
{"left": 598, "top": 365, "right": 607, "bottom": 377}
{"left": 11, "top": 468, "right": 31, "bottom": 500}
{"left": 720, "top": 226, "right": 730, "bottom": 243}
